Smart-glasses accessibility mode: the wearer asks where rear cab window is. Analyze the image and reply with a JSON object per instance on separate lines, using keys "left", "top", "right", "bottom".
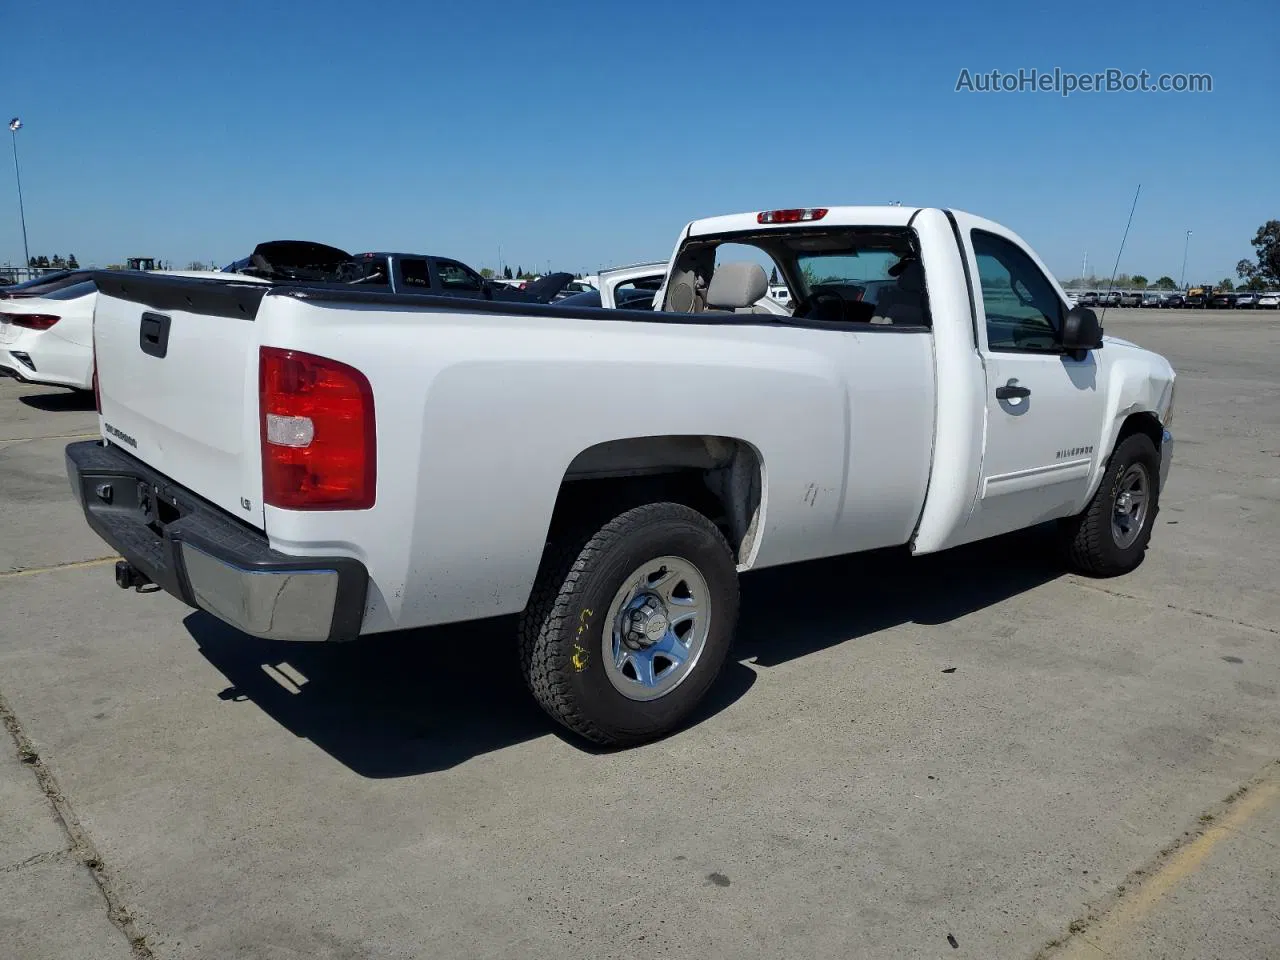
{"left": 664, "top": 226, "right": 931, "bottom": 328}
{"left": 399, "top": 258, "right": 432, "bottom": 289}
{"left": 340, "top": 256, "right": 392, "bottom": 288}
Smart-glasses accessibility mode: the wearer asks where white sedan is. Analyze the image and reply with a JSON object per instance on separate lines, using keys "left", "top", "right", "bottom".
{"left": 0, "top": 275, "right": 98, "bottom": 390}
{"left": 1, "top": 270, "right": 263, "bottom": 392}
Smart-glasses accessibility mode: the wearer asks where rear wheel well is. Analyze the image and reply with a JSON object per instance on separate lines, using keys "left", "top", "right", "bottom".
{"left": 547, "top": 436, "right": 764, "bottom": 564}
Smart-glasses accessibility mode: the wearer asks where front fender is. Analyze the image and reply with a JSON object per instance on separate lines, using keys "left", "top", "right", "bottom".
{"left": 1084, "top": 339, "right": 1175, "bottom": 501}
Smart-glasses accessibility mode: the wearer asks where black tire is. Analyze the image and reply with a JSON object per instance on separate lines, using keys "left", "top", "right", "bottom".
{"left": 1060, "top": 432, "right": 1161, "bottom": 577}
{"left": 518, "top": 502, "right": 739, "bottom": 746}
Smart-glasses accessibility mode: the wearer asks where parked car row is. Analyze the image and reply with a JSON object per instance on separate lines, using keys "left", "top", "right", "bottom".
{"left": 1072, "top": 289, "right": 1280, "bottom": 310}
{"left": 1196, "top": 291, "right": 1280, "bottom": 309}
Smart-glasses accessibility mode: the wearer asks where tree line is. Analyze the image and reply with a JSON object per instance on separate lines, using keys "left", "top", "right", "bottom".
{"left": 1064, "top": 219, "right": 1279, "bottom": 292}
{"left": 1237, "top": 220, "right": 1280, "bottom": 289}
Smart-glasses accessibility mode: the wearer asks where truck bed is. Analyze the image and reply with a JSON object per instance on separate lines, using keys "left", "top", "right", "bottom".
{"left": 88, "top": 270, "right": 937, "bottom": 633}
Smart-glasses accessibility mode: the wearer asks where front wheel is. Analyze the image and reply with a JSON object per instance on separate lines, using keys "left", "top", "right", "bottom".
{"left": 1060, "top": 433, "right": 1161, "bottom": 576}
{"left": 518, "top": 502, "right": 739, "bottom": 746}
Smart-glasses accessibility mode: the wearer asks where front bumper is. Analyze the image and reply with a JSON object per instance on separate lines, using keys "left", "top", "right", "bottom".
{"left": 65, "top": 440, "right": 368, "bottom": 641}
{"left": 1160, "top": 428, "right": 1174, "bottom": 493}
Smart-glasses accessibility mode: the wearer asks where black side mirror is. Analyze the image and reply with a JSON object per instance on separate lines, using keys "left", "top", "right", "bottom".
{"left": 1062, "top": 305, "right": 1104, "bottom": 359}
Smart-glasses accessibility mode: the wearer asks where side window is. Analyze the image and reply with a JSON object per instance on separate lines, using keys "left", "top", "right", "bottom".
{"left": 971, "top": 230, "right": 1064, "bottom": 352}
{"left": 400, "top": 258, "right": 431, "bottom": 289}
{"left": 434, "top": 260, "right": 483, "bottom": 292}
{"left": 340, "top": 257, "right": 391, "bottom": 287}
{"left": 615, "top": 276, "right": 662, "bottom": 299}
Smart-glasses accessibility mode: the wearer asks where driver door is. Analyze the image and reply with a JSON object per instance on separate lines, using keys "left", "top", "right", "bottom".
{"left": 962, "top": 227, "right": 1107, "bottom": 543}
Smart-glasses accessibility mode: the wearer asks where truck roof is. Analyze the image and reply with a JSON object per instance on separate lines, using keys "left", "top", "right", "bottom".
{"left": 687, "top": 205, "right": 925, "bottom": 237}
{"left": 355, "top": 252, "right": 451, "bottom": 259}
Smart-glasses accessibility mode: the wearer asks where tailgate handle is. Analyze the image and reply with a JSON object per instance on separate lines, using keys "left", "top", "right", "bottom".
{"left": 139, "top": 312, "right": 171, "bottom": 359}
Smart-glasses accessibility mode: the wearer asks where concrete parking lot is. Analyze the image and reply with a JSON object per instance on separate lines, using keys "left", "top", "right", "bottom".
{"left": 2, "top": 309, "right": 1277, "bottom": 960}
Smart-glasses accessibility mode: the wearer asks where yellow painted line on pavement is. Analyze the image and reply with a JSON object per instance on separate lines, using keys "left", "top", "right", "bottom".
{"left": 0, "top": 432, "right": 99, "bottom": 446}
{"left": 1056, "top": 767, "right": 1280, "bottom": 958}
{"left": 0, "top": 556, "right": 120, "bottom": 579}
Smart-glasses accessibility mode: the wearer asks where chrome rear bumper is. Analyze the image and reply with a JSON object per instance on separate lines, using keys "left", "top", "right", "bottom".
{"left": 66, "top": 440, "right": 367, "bottom": 642}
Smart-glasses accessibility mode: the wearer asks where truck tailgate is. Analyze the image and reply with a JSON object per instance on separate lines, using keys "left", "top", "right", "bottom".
{"left": 92, "top": 274, "right": 270, "bottom": 529}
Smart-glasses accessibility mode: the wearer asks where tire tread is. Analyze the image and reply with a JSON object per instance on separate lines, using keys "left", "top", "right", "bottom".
{"left": 517, "top": 502, "right": 735, "bottom": 745}
{"left": 1062, "top": 433, "right": 1159, "bottom": 577}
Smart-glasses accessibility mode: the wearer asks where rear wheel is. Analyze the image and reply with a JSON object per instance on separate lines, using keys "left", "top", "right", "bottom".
{"left": 1060, "top": 432, "right": 1161, "bottom": 576}
{"left": 518, "top": 502, "right": 739, "bottom": 746}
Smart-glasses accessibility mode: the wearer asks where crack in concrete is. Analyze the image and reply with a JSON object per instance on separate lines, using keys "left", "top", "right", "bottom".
{"left": 0, "top": 432, "right": 100, "bottom": 446}
{"left": 0, "top": 555, "right": 120, "bottom": 579}
{"left": 1, "top": 847, "right": 73, "bottom": 874}
{"left": 0, "top": 687, "right": 157, "bottom": 959}
{"left": 1070, "top": 579, "right": 1280, "bottom": 636}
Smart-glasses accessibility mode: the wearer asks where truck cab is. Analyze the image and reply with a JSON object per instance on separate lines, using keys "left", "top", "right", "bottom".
{"left": 339, "top": 252, "right": 492, "bottom": 297}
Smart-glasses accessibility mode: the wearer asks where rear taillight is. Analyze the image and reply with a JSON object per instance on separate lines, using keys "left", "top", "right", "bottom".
{"left": 259, "top": 347, "right": 376, "bottom": 510}
{"left": 1, "top": 312, "right": 60, "bottom": 330}
{"left": 757, "top": 208, "right": 828, "bottom": 224}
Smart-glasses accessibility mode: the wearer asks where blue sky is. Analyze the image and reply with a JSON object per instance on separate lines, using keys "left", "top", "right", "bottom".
{"left": 2, "top": 0, "right": 1276, "bottom": 282}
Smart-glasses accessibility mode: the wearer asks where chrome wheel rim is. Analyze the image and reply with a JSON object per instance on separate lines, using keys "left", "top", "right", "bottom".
{"left": 603, "top": 556, "right": 711, "bottom": 702}
{"left": 1111, "top": 463, "right": 1150, "bottom": 549}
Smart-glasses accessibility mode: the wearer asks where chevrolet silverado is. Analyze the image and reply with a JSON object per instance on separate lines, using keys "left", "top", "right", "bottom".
{"left": 67, "top": 206, "right": 1176, "bottom": 745}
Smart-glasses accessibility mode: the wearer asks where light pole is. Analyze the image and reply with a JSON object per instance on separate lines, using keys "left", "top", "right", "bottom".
{"left": 1180, "top": 230, "right": 1192, "bottom": 290}
{"left": 8, "top": 118, "right": 30, "bottom": 272}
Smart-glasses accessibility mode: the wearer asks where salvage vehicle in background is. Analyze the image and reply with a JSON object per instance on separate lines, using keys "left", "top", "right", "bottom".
{"left": 1233, "top": 292, "right": 1257, "bottom": 309}
{"left": 593, "top": 262, "right": 668, "bottom": 308}
{"left": 0, "top": 277, "right": 97, "bottom": 389}
{"left": 68, "top": 205, "right": 1175, "bottom": 746}
{"left": 556, "top": 262, "right": 669, "bottom": 310}
{"left": 1119, "top": 291, "right": 1144, "bottom": 307}
{"left": 1184, "top": 284, "right": 1214, "bottom": 308}
{"left": 223, "top": 241, "right": 575, "bottom": 303}
{"left": 1257, "top": 292, "right": 1279, "bottom": 309}
{"left": 1210, "top": 292, "right": 1236, "bottom": 309}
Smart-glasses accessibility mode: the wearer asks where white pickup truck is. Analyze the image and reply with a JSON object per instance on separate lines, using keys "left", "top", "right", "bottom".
{"left": 67, "top": 206, "right": 1175, "bottom": 745}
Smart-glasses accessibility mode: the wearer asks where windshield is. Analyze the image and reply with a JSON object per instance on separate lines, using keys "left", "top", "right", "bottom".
{"left": 796, "top": 249, "right": 903, "bottom": 301}
{"left": 785, "top": 230, "right": 921, "bottom": 316}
